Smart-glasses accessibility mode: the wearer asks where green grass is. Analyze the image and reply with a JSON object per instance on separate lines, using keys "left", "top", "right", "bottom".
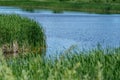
{"left": 0, "top": 46, "right": 120, "bottom": 80}
{"left": 0, "top": 14, "right": 46, "bottom": 55}
{"left": 0, "top": 1, "right": 120, "bottom": 14}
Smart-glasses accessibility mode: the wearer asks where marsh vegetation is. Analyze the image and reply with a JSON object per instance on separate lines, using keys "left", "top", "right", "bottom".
{"left": 0, "top": 46, "right": 120, "bottom": 80}
{"left": 0, "top": 15, "right": 46, "bottom": 56}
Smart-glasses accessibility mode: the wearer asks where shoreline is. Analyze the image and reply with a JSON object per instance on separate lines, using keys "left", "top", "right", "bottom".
{"left": 0, "top": 1, "right": 120, "bottom": 14}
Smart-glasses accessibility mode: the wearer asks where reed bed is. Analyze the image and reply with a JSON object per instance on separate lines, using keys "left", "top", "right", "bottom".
{"left": 0, "top": 14, "right": 46, "bottom": 55}
{"left": 0, "top": 46, "right": 119, "bottom": 80}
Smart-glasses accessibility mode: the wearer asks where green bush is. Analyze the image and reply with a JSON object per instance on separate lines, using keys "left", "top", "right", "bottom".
{"left": 0, "top": 14, "right": 46, "bottom": 55}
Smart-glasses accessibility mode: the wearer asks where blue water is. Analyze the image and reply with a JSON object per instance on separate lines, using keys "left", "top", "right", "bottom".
{"left": 0, "top": 6, "right": 120, "bottom": 56}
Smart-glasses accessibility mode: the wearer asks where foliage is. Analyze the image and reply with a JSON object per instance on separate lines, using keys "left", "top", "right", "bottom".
{"left": 0, "top": 46, "right": 120, "bottom": 80}
{"left": 0, "top": 14, "right": 46, "bottom": 55}
{"left": 0, "top": 1, "right": 120, "bottom": 14}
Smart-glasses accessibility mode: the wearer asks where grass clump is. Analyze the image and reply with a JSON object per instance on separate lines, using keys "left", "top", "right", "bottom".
{"left": 0, "top": 14, "right": 46, "bottom": 55}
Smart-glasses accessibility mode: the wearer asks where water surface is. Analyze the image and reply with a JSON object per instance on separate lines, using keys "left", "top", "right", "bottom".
{"left": 0, "top": 6, "right": 120, "bottom": 56}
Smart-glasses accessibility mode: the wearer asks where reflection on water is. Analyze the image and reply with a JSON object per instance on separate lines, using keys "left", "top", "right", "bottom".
{"left": 0, "top": 6, "right": 120, "bottom": 56}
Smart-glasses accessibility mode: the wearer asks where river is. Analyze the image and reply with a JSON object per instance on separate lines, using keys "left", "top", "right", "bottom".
{"left": 0, "top": 6, "right": 120, "bottom": 56}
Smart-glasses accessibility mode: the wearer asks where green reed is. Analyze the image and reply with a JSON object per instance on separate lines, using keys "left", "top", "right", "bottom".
{"left": 0, "top": 14, "right": 46, "bottom": 55}
{"left": 0, "top": 46, "right": 119, "bottom": 80}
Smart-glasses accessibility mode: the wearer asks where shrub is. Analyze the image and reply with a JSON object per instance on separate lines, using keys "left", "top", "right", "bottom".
{"left": 0, "top": 14, "right": 46, "bottom": 55}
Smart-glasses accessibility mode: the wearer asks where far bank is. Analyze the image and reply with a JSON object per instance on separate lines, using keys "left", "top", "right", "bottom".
{"left": 0, "top": 1, "right": 120, "bottom": 14}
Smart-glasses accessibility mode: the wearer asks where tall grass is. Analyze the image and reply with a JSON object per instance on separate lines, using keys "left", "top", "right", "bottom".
{"left": 0, "top": 46, "right": 119, "bottom": 80}
{"left": 0, "top": 14, "right": 46, "bottom": 55}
